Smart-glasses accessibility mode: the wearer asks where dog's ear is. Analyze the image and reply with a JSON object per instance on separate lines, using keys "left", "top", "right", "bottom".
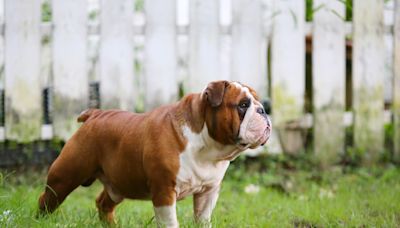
{"left": 202, "top": 80, "right": 229, "bottom": 107}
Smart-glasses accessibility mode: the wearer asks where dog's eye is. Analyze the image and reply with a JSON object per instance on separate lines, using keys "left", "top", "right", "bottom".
{"left": 239, "top": 100, "right": 250, "bottom": 109}
{"left": 237, "top": 100, "right": 250, "bottom": 121}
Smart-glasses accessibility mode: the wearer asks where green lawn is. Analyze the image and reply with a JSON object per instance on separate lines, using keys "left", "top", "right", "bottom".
{"left": 1, "top": 166, "right": 400, "bottom": 227}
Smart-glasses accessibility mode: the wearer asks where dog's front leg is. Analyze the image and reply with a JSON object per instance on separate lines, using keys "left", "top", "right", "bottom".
{"left": 193, "top": 185, "right": 220, "bottom": 226}
{"left": 152, "top": 186, "right": 178, "bottom": 228}
{"left": 153, "top": 202, "right": 178, "bottom": 228}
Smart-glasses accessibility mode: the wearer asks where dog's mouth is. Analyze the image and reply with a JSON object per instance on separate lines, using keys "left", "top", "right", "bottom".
{"left": 236, "top": 126, "right": 271, "bottom": 150}
{"left": 223, "top": 128, "right": 270, "bottom": 161}
{"left": 235, "top": 137, "right": 250, "bottom": 150}
{"left": 236, "top": 143, "right": 250, "bottom": 150}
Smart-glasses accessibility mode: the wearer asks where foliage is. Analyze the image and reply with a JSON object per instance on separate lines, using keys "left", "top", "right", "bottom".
{"left": 41, "top": 1, "right": 51, "bottom": 23}
{"left": 135, "top": 0, "right": 145, "bottom": 12}
{"left": 306, "top": 0, "right": 353, "bottom": 22}
{"left": 40, "top": 0, "right": 357, "bottom": 23}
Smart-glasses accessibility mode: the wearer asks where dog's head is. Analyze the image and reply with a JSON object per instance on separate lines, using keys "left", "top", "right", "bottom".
{"left": 201, "top": 80, "right": 271, "bottom": 150}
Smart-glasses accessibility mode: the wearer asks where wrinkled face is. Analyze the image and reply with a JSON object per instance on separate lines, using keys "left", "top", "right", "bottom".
{"left": 202, "top": 80, "right": 271, "bottom": 149}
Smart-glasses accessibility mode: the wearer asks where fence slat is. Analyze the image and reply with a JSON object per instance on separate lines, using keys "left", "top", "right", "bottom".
{"left": 353, "top": 0, "right": 385, "bottom": 165}
{"left": 271, "top": 0, "right": 305, "bottom": 154}
{"left": 52, "top": 0, "right": 88, "bottom": 140}
{"left": 144, "top": 0, "right": 177, "bottom": 110}
{"left": 5, "top": 0, "right": 41, "bottom": 141}
{"left": 177, "top": 0, "right": 189, "bottom": 86}
{"left": 0, "top": 0, "right": 5, "bottom": 141}
{"left": 231, "top": 0, "right": 267, "bottom": 98}
{"left": 188, "top": 0, "right": 219, "bottom": 93}
{"left": 100, "top": 0, "right": 134, "bottom": 110}
{"left": 220, "top": 0, "right": 232, "bottom": 82}
{"left": 394, "top": 0, "right": 400, "bottom": 162}
{"left": 312, "top": 0, "right": 345, "bottom": 167}
{"left": 384, "top": 1, "right": 394, "bottom": 104}
{"left": 40, "top": 26, "right": 53, "bottom": 140}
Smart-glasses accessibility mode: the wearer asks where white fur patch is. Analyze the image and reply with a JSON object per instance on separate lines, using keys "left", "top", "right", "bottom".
{"left": 154, "top": 203, "right": 178, "bottom": 228}
{"left": 176, "top": 126, "right": 233, "bottom": 200}
{"left": 232, "top": 81, "right": 252, "bottom": 98}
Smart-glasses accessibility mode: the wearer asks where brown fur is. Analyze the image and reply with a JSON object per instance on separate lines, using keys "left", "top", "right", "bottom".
{"left": 38, "top": 81, "right": 257, "bottom": 223}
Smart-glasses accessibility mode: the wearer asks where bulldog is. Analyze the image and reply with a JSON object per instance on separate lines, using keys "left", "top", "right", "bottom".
{"left": 38, "top": 80, "right": 271, "bottom": 227}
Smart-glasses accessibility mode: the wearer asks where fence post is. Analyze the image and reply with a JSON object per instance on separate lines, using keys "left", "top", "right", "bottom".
{"left": 144, "top": 0, "right": 177, "bottom": 110}
{"left": 100, "top": 0, "right": 135, "bottom": 111}
{"left": 353, "top": 0, "right": 385, "bottom": 165}
{"left": 52, "top": 0, "right": 88, "bottom": 140}
{"left": 271, "top": 0, "right": 305, "bottom": 154}
{"left": 231, "top": 0, "right": 267, "bottom": 98}
{"left": 394, "top": 0, "right": 400, "bottom": 162}
{"left": 5, "top": 0, "right": 41, "bottom": 142}
{"left": 312, "top": 0, "right": 345, "bottom": 168}
{"left": 188, "top": 0, "right": 220, "bottom": 93}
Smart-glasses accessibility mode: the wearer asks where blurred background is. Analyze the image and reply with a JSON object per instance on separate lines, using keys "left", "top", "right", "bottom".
{"left": 1, "top": 0, "right": 400, "bottom": 227}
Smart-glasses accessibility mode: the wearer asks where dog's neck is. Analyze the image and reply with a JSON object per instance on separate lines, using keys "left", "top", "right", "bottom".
{"left": 182, "top": 123, "right": 242, "bottom": 163}
{"left": 172, "top": 93, "right": 245, "bottom": 162}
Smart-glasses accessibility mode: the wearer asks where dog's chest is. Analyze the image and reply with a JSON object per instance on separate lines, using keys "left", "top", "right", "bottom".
{"left": 175, "top": 149, "right": 229, "bottom": 200}
{"left": 175, "top": 127, "right": 230, "bottom": 200}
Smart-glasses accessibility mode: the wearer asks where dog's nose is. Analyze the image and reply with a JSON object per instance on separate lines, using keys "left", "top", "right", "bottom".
{"left": 256, "top": 107, "right": 266, "bottom": 115}
{"left": 265, "top": 115, "right": 272, "bottom": 130}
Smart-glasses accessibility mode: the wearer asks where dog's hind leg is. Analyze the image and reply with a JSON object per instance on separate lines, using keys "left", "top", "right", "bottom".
{"left": 96, "top": 188, "right": 123, "bottom": 224}
{"left": 38, "top": 140, "right": 98, "bottom": 215}
{"left": 38, "top": 175, "right": 80, "bottom": 214}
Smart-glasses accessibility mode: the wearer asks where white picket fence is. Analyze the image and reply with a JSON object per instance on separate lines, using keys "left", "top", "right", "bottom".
{"left": 1, "top": 0, "right": 399, "bottom": 164}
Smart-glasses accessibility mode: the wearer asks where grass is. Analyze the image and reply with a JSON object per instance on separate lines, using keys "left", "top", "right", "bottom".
{"left": 1, "top": 166, "right": 400, "bottom": 227}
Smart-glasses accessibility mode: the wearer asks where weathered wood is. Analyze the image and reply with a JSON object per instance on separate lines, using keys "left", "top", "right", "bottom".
{"left": 231, "top": 0, "right": 267, "bottom": 98}
{"left": 271, "top": 0, "right": 305, "bottom": 125}
{"left": 271, "top": 0, "right": 305, "bottom": 154}
{"left": 384, "top": 0, "right": 394, "bottom": 104}
{"left": 177, "top": 0, "right": 189, "bottom": 88}
{"left": 353, "top": 0, "right": 385, "bottom": 165}
{"left": 88, "top": 0, "right": 100, "bottom": 79}
{"left": 52, "top": 0, "right": 88, "bottom": 140}
{"left": 0, "top": 0, "right": 4, "bottom": 141}
{"left": 144, "top": 0, "right": 177, "bottom": 110}
{"left": 100, "top": 0, "right": 134, "bottom": 110}
{"left": 5, "top": 0, "right": 41, "bottom": 141}
{"left": 394, "top": 0, "right": 400, "bottom": 162}
{"left": 188, "top": 0, "right": 220, "bottom": 93}
{"left": 40, "top": 32, "right": 53, "bottom": 140}
{"left": 312, "top": 0, "right": 345, "bottom": 168}
{"left": 220, "top": 0, "right": 232, "bottom": 81}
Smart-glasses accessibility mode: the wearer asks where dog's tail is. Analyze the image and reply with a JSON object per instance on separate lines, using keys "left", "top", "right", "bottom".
{"left": 77, "top": 109, "right": 97, "bottom": 123}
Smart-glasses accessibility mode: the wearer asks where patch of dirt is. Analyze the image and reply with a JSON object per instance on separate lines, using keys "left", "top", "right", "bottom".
{"left": 292, "top": 219, "right": 320, "bottom": 228}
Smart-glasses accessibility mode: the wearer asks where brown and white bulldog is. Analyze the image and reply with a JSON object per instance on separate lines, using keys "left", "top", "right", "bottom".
{"left": 38, "top": 80, "right": 271, "bottom": 227}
